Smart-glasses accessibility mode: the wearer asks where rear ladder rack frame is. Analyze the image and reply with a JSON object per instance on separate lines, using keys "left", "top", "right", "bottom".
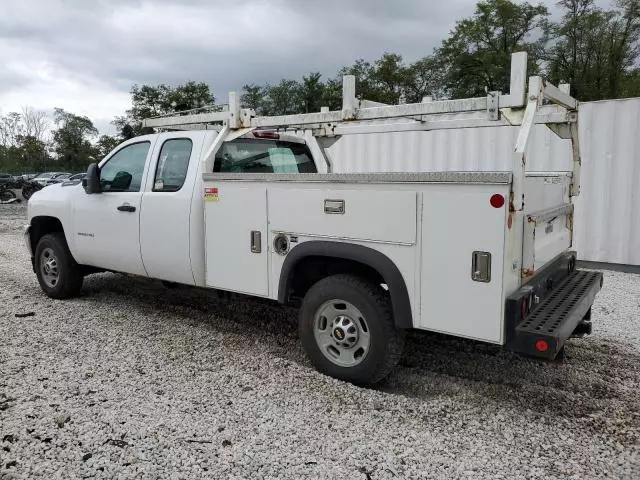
{"left": 142, "top": 52, "right": 581, "bottom": 212}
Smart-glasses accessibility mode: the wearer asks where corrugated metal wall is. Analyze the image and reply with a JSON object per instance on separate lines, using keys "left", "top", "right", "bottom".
{"left": 573, "top": 99, "right": 640, "bottom": 266}
{"left": 324, "top": 98, "right": 640, "bottom": 266}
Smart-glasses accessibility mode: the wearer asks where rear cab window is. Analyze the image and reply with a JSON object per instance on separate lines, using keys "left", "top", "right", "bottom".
{"left": 153, "top": 138, "right": 193, "bottom": 192}
{"left": 214, "top": 138, "right": 317, "bottom": 173}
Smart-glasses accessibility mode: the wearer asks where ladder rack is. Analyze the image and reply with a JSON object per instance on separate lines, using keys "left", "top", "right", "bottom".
{"left": 142, "top": 52, "right": 581, "bottom": 211}
{"left": 142, "top": 52, "right": 576, "bottom": 135}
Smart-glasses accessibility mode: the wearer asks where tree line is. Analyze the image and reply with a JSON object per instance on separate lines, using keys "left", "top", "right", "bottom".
{"left": 1, "top": 0, "right": 638, "bottom": 174}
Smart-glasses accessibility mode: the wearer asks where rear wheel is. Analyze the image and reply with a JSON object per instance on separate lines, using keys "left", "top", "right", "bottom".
{"left": 34, "top": 233, "right": 83, "bottom": 299}
{"left": 298, "top": 274, "right": 405, "bottom": 385}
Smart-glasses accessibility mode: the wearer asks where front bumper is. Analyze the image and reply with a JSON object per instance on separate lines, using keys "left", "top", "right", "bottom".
{"left": 505, "top": 252, "right": 603, "bottom": 359}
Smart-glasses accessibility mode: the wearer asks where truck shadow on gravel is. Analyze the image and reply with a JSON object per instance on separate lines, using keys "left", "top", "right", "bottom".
{"left": 81, "top": 273, "right": 640, "bottom": 446}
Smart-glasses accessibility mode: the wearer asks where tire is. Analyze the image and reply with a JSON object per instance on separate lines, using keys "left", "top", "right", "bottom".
{"left": 298, "top": 274, "right": 405, "bottom": 385}
{"left": 34, "top": 233, "right": 83, "bottom": 299}
{"left": 0, "top": 189, "right": 16, "bottom": 202}
{"left": 22, "top": 187, "right": 33, "bottom": 200}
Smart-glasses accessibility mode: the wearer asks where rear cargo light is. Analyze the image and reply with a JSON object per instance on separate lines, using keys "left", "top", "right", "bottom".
{"left": 490, "top": 194, "right": 505, "bottom": 208}
{"left": 253, "top": 131, "right": 280, "bottom": 139}
{"left": 535, "top": 340, "right": 549, "bottom": 352}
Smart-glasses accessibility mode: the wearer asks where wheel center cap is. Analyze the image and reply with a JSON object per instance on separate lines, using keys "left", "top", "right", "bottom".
{"left": 333, "top": 327, "right": 345, "bottom": 340}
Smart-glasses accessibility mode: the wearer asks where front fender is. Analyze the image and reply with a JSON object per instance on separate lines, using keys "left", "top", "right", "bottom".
{"left": 27, "top": 183, "right": 81, "bottom": 257}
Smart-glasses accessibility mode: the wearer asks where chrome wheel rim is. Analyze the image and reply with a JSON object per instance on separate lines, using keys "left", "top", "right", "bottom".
{"left": 313, "top": 299, "right": 370, "bottom": 367}
{"left": 40, "top": 247, "right": 60, "bottom": 288}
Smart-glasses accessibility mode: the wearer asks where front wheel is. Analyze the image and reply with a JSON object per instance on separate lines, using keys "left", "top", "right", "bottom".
{"left": 298, "top": 274, "right": 405, "bottom": 385}
{"left": 34, "top": 233, "right": 83, "bottom": 299}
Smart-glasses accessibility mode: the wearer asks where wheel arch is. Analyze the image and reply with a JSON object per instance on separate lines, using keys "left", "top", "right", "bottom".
{"left": 29, "top": 216, "right": 66, "bottom": 256}
{"left": 278, "top": 241, "right": 413, "bottom": 329}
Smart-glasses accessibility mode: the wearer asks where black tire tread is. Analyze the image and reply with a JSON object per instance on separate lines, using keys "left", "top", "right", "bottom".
{"left": 35, "top": 232, "right": 83, "bottom": 299}
{"left": 299, "top": 273, "right": 405, "bottom": 385}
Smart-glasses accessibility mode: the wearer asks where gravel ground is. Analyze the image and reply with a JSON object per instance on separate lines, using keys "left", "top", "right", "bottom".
{"left": 1, "top": 204, "right": 639, "bottom": 479}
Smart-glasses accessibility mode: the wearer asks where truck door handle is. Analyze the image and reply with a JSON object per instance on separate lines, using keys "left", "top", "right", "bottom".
{"left": 117, "top": 204, "right": 136, "bottom": 212}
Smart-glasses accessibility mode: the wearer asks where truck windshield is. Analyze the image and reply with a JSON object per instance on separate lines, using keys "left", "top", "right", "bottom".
{"left": 214, "top": 139, "right": 316, "bottom": 174}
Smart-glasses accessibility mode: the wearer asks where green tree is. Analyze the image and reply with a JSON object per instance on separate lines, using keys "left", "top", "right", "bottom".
{"left": 321, "top": 77, "right": 343, "bottom": 110}
{"left": 298, "top": 72, "right": 325, "bottom": 113}
{"left": 241, "top": 84, "right": 266, "bottom": 112}
{"left": 0, "top": 112, "right": 24, "bottom": 148}
{"left": 371, "top": 53, "right": 407, "bottom": 104}
{"left": 94, "top": 135, "right": 121, "bottom": 160}
{"left": 339, "top": 59, "right": 378, "bottom": 102}
{"left": 16, "top": 135, "right": 49, "bottom": 172}
{"left": 261, "top": 79, "right": 302, "bottom": 115}
{"left": 437, "top": 0, "right": 549, "bottom": 98}
{"left": 52, "top": 108, "right": 98, "bottom": 171}
{"left": 0, "top": 111, "right": 51, "bottom": 173}
{"left": 115, "top": 81, "right": 215, "bottom": 139}
{"left": 403, "top": 56, "right": 447, "bottom": 103}
{"left": 548, "top": 0, "right": 640, "bottom": 100}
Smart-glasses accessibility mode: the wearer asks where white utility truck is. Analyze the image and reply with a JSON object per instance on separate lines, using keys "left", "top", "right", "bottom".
{"left": 25, "top": 53, "right": 602, "bottom": 384}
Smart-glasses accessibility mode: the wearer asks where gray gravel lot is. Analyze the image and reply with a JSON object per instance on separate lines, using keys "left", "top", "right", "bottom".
{"left": 1, "top": 203, "right": 639, "bottom": 479}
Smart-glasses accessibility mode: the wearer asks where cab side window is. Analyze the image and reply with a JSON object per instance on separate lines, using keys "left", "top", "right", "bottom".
{"left": 153, "top": 139, "right": 193, "bottom": 192}
{"left": 100, "top": 142, "right": 150, "bottom": 192}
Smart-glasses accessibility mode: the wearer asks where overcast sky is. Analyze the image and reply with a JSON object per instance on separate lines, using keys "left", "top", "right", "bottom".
{"left": 1, "top": 0, "right": 565, "bottom": 135}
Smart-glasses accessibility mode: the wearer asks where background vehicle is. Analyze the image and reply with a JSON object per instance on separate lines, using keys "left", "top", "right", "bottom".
{"left": 21, "top": 179, "right": 44, "bottom": 200}
{"left": 0, "top": 173, "right": 13, "bottom": 186}
{"left": 0, "top": 184, "right": 17, "bottom": 202}
{"left": 31, "top": 172, "right": 52, "bottom": 186}
{"left": 44, "top": 173, "right": 73, "bottom": 186}
{"left": 24, "top": 53, "right": 602, "bottom": 385}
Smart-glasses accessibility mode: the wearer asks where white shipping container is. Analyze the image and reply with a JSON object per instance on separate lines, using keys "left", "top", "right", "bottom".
{"left": 325, "top": 98, "right": 640, "bottom": 267}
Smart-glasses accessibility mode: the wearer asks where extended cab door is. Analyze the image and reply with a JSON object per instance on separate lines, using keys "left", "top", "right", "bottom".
{"left": 139, "top": 133, "right": 204, "bottom": 285}
{"left": 73, "top": 139, "right": 155, "bottom": 275}
{"left": 203, "top": 135, "right": 317, "bottom": 296}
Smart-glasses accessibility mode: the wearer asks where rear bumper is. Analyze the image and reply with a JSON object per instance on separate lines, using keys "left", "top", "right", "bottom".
{"left": 505, "top": 252, "right": 603, "bottom": 359}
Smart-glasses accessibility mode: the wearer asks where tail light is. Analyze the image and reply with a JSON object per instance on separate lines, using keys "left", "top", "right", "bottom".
{"left": 535, "top": 340, "right": 549, "bottom": 352}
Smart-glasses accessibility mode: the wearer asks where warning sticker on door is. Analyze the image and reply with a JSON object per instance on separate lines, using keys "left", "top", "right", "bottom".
{"left": 204, "top": 187, "right": 219, "bottom": 202}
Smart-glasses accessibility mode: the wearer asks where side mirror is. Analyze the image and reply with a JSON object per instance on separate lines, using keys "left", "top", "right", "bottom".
{"left": 82, "top": 163, "right": 101, "bottom": 194}
{"left": 111, "top": 171, "right": 133, "bottom": 191}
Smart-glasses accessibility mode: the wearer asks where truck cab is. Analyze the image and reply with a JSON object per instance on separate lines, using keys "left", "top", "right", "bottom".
{"left": 27, "top": 131, "right": 318, "bottom": 286}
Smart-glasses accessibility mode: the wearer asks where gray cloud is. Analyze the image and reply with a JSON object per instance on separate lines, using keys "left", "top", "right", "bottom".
{"left": 0, "top": 0, "right": 485, "bottom": 131}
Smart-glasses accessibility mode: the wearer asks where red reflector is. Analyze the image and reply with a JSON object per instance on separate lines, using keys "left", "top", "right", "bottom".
{"left": 521, "top": 299, "right": 529, "bottom": 319}
{"left": 253, "top": 131, "right": 280, "bottom": 139}
{"left": 490, "top": 194, "right": 505, "bottom": 208}
{"left": 535, "top": 340, "right": 549, "bottom": 352}
{"left": 507, "top": 214, "right": 513, "bottom": 229}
